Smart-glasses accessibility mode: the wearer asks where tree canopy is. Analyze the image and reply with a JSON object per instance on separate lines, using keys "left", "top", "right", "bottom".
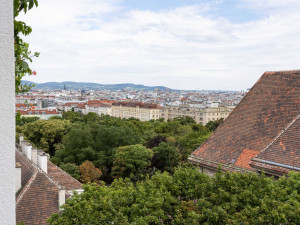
{"left": 48, "top": 167, "right": 300, "bottom": 225}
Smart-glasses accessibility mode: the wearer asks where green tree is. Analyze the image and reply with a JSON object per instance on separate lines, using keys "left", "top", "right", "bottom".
{"left": 59, "top": 163, "right": 81, "bottom": 180}
{"left": 151, "top": 142, "right": 180, "bottom": 173}
{"left": 83, "top": 112, "right": 99, "bottom": 123}
{"left": 112, "top": 145, "right": 153, "bottom": 180}
{"left": 177, "top": 127, "right": 211, "bottom": 161}
{"left": 16, "top": 116, "right": 39, "bottom": 126}
{"left": 205, "top": 118, "right": 224, "bottom": 131}
{"left": 173, "top": 116, "right": 196, "bottom": 125}
{"left": 94, "top": 125, "right": 142, "bottom": 168}
{"left": 48, "top": 167, "right": 300, "bottom": 225}
{"left": 62, "top": 111, "right": 83, "bottom": 123}
{"left": 52, "top": 123, "right": 95, "bottom": 165}
{"left": 21, "top": 119, "right": 71, "bottom": 155}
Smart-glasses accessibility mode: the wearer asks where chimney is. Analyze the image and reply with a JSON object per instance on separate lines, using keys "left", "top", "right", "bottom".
{"left": 25, "top": 143, "right": 32, "bottom": 161}
{"left": 21, "top": 141, "right": 27, "bottom": 153}
{"left": 19, "top": 134, "right": 24, "bottom": 146}
{"left": 38, "top": 153, "right": 48, "bottom": 173}
{"left": 15, "top": 163, "right": 22, "bottom": 193}
{"left": 31, "top": 148, "right": 38, "bottom": 165}
{"left": 58, "top": 189, "right": 66, "bottom": 209}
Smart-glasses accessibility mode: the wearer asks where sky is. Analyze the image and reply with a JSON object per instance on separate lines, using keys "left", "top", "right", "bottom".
{"left": 20, "top": 0, "right": 300, "bottom": 90}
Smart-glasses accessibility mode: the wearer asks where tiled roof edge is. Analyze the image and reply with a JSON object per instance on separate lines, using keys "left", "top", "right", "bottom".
{"left": 191, "top": 71, "right": 269, "bottom": 158}
{"left": 254, "top": 114, "right": 300, "bottom": 157}
{"left": 16, "top": 171, "right": 38, "bottom": 205}
{"left": 15, "top": 147, "right": 72, "bottom": 196}
{"left": 48, "top": 161, "right": 82, "bottom": 189}
{"left": 188, "top": 155, "right": 253, "bottom": 173}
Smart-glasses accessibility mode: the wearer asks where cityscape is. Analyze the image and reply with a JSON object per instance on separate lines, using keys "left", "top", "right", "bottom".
{"left": 16, "top": 84, "right": 245, "bottom": 125}
{"left": 0, "top": 0, "right": 299, "bottom": 224}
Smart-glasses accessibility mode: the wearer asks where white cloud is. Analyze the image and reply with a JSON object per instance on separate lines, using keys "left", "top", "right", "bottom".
{"left": 20, "top": 0, "right": 300, "bottom": 90}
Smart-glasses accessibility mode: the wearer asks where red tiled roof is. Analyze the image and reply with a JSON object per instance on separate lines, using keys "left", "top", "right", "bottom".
{"left": 16, "top": 103, "right": 27, "bottom": 108}
{"left": 15, "top": 148, "right": 82, "bottom": 224}
{"left": 87, "top": 103, "right": 111, "bottom": 108}
{"left": 16, "top": 173, "right": 59, "bottom": 225}
{"left": 17, "top": 110, "right": 60, "bottom": 115}
{"left": 112, "top": 102, "right": 162, "bottom": 109}
{"left": 234, "top": 149, "right": 259, "bottom": 169}
{"left": 16, "top": 150, "right": 37, "bottom": 191}
{"left": 250, "top": 115, "right": 300, "bottom": 173}
{"left": 190, "top": 70, "right": 300, "bottom": 171}
{"left": 75, "top": 104, "right": 86, "bottom": 109}
{"left": 48, "top": 161, "right": 82, "bottom": 190}
{"left": 64, "top": 102, "right": 81, "bottom": 106}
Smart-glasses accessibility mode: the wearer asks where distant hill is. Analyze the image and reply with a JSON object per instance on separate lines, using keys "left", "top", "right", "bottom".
{"left": 22, "top": 81, "right": 176, "bottom": 91}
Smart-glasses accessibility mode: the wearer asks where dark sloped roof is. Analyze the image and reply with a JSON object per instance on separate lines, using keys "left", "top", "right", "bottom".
{"left": 250, "top": 115, "right": 300, "bottom": 173}
{"left": 16, "top": 173, "right": 59, "bottom": 225}
{"left": 16, "top": 150, "right": 37, "bottom": 191}
{"left": 48, "top": 161, "right": 82, "bottom": 190}
{"left": 15, "top": 148, "right": 82, "bottom": 224}
{"left": 190, "top": 70, "right": 300, "bottom": 170}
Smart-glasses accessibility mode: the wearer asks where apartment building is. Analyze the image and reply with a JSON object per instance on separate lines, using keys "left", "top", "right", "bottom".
{"left": 161, "top": 105, "right": 235, "bottom": 125}
{"left": 85, "top": 103, "right": 112, "bottom": 116}
{"left": 17, "top": 109, "right": 62, "bottom": 120}
{"left": 111, "top": 102, "right": 161, "bottom": 121}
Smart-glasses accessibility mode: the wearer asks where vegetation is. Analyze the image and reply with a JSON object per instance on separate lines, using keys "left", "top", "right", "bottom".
{"left": 14, "top": 0, "right": 39, "bottom": 93}
{"left": 17, "top": 112, "right": 300, "bottom": 224}
{"left": 205, "top": 118, "right": 224, "bottom": 131}
{"left": 48, "top": 166, "right": 300, "bottom": 224}
{"left": 18, "top": 113, "right": 211, "bottom": 183}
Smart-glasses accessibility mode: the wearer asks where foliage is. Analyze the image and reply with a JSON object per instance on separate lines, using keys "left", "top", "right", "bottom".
{"left": 62, "top": 111, "right": 83, "bottom": 123}
{"left": 205, "top": 118, "right": 224, "bottom": 131}
{"left": 83, "top": 112, "right": 99, "bottom": 123}
{"left": 16, "top": 116, "right": 39, "bottom": 126}
{"left": 173, "top": 116, "right": 196, "bottom": 125}
{"left": 177, "top": 130, "right": 211, "bottom": 161}
{"left": 52, "top": 123, "right": 95, "bottom": 165}
{"left": 151, "top": 142, "right": 180, "bottom": 173}
{"left": 48, "top": 167, "right": 300, "bottom": 224}
{"left": 20, "top": 119, "right": 71, "bottom": 155}
{"left": 14, "top": 0, "right": 39, "bottom": 93}
{"left": 79, "top": 161, "right": 102, "bottom": 184}
{"left": 112, "top": 145, "right": 153, "bottom": 180}
{"left": 22, "top": 111, "right": 213, "bottom": 183}
{"left": 59, "top": 163, "right": 81, "bottom": 180}
{"left": 145, "top": 135, "right": 167, "bottom": 149}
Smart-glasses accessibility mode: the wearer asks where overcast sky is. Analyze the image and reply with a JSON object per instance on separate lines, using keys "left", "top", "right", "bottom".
{"left": 20, "top": 0, "right": 300, "bottom": 90}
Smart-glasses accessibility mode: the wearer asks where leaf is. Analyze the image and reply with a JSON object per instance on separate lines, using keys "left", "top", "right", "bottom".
{"left": 21, "top": 61, "right": 29, "bottom": 70}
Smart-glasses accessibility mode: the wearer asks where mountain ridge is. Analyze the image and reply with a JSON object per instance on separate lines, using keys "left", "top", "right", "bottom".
{"left": 22, "top": 80, "right": 176, "bottom": 91}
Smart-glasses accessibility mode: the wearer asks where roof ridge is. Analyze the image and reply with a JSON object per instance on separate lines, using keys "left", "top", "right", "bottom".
{"left": 16, "top": 171, "right": 38, "bottom": 205}
{"left": 257, "top": 114, "right": 300, "bottom": 156}
{"left": 16, "top": 147, "right": 72, "bottom": 194}
{"left": 48, "top": 161, "right": 82, "bottom": 187}
{"left": 264, "top": 69, "right": 300, "bottom": 75}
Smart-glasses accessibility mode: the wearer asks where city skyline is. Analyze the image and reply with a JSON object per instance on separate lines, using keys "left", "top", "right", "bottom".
{"left": 20, "top": 0, "right": 300, "bottom": 90}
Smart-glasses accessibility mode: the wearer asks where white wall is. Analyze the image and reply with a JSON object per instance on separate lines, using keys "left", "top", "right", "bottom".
{"left": 0, "top": 0, "right": 16, "bottom": 223}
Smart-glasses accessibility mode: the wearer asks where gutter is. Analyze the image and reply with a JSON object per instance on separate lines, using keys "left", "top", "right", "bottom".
{"left": 188, "top": 155, "right": 253, "bottom": 173}
{"left": 252, "top": 158, "right": 300, "bottom": 171}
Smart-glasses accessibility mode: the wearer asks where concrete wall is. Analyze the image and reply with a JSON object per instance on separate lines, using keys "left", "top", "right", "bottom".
{"left": 0, "top": 0, "right": 16, "bottom": 223}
